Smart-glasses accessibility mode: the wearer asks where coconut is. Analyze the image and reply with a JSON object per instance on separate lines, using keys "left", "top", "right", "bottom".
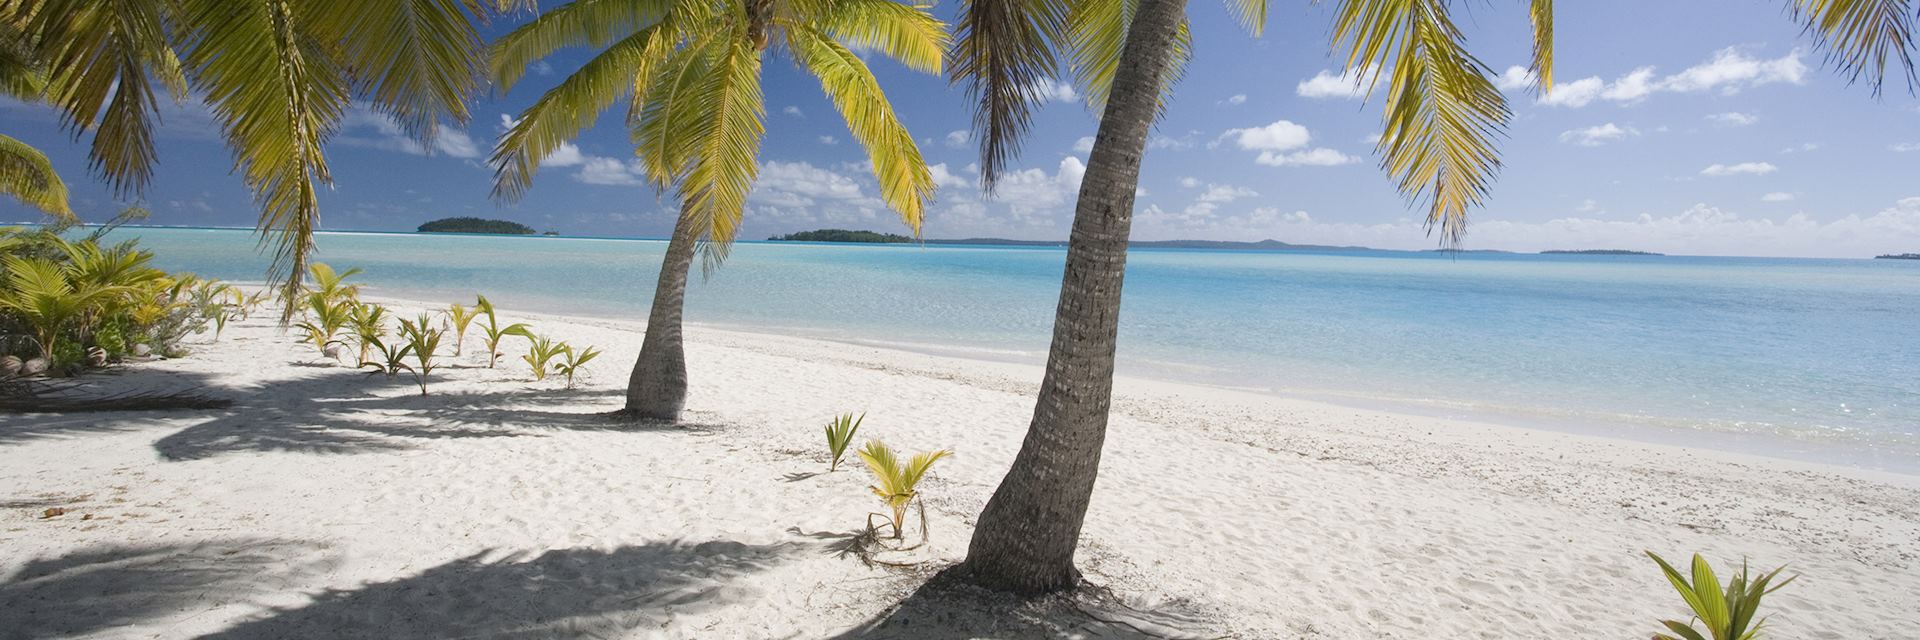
{"left": 21, "top": 357, "right": 49, "bottom": 376}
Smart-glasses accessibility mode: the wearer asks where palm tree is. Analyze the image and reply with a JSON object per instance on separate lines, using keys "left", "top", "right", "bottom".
{"left": 948, "top": 0, "right": 1918, "bottom": 593}
{"left": 0, "top": 20, "right": 72, "bottom": 221}
{"left": 489, "top": 0, "right": 944, "bottom": 420}
{"left": 0, "top": 0, "right": 526, "bottom": 318}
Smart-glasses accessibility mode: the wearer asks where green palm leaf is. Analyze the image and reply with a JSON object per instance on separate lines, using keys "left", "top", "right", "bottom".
{"left": 1331, "top": 0, "right": 1508, "bottom": 247}
{"left": 1062, "top": 0, "right": 1192, "bottom": 115}
{"left": 1789, "top": 0, "right": 1917, "bottom": 93}
{"left": 785, "top": 26, "right": 932, "bottom": 232}
{"left": 949, "top": 0, "right": 1070, "bottom": 189}
{"left": 0, "top": 133, "right": 72, "bottom": 220}
{"left": 175, "top": 0, "right": 350, "bottom": 320}
{"left": 677, "top": 36, "right": 765, "bottom": 267}
{"left": 306, "top": 0, "right": 488, "bottom": 142}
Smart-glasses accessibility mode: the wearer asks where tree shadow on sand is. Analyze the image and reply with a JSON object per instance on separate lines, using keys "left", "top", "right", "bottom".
{"left": 198, "top": 539, "right": 798, "bottom": 640}
{"left": 145, "top": 370, "right": 717, "bottom": 461}
{"left": 0, "top": 539, "right": 331, "bottom": 639}
{"left": 824, "top": 569, "right": 1227, "bottom": 640}
{"left": 0, "top": 367, "right": 236, "bottom": 446}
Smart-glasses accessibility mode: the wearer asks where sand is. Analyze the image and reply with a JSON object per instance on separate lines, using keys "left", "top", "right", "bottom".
{"left": 3, "top": 295, "right": 1918, "bottom": 639}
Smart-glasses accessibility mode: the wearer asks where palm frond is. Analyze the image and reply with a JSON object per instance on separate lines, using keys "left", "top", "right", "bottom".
{"left": 677, "top": 37, "right": 765, "bottom": 268}
{"left": 1528, "top": 0, "right": 1553, "bottom": 91}
{"left": 1063, "top": 0, "right": 1192, "bottom": 115}
{"left": 810, "top": 0, "right": 948, "bottom": 74}
{"left": 1221, "top": 0, "right": 1267, "bottom": 35}
{"left": 0, "top": 133, "right": 72, "bottom": 221}
{"left": 306, "top": 0, "right": 487, "bottom": 142}
{"left": 487, "top": 0, "right": 676, "bottom": 93}
{"left": 949, "top": 0, "right": 1070, "bottom": 189}
{"left": 491, "top": 23, "right": 683, "bottom": 200}
{"left": 631, "top": 35, "right": 720, "bottom": 188}
{"left": 0, "top": 17, "right": 49, "bottom": 100}
{"left": 1789, "top": 0, "right": 1917, "bottom": 93}
{"left": 786, "top": 27, "right": 931, "bottom": 233}
{"left": 1332, "top": 0, "right": 1508, "bottom": 246}
{"left": 14, "top": 0, "right": 184, "bottom": 196}
{"left": 175, "top": 0, "right": 351, "bottom": 320}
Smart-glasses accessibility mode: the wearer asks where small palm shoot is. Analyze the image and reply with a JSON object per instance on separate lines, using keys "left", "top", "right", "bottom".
{"left": 475, "top": 295, "right": 532, "bottom": 368}
{"left": 445, "top": 302, "right": 477, "bottom": 356}
{"left": 305, "top": 263, "right": 364, "bottom": 306}
{"left": 358, "top": 337, "right": 413, "bottom": 379}
{"left": 1646, "top": 551, "right": 1797, "bottom": 640}
{"left": 521, "top": 334, "right": 568, "bottom": 381}
{"left": 554, "top": 344, "right": 601, "bottom": 390}
{"left": 857, "top": 441, "right": 952, "bottom": 541}
{"left": 398, "top": 314, "right": 445, "bottom": 395}
{"left": 347, "top": 302, "right": 391, "bottom": 364}
{"left": 293, "top": 297, "right": 354, "bottom": 359}
{"left": 824, "top": 413, "right": 864, "bottom": 472}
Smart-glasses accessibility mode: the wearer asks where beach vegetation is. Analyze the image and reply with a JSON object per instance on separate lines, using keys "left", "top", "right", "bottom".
{"left": 0, "top": 255, "right": 131, "bottom": 363}
{"left": 445, "top": 302, "right": 477, "bottom": 356}
{"left": 348, "top": 302, "right": 391, "bottom": 364}
{"left": 294, "top": 296, "right": 355, "bottom": 360}
{"left": 398, "top": 313, "right": 445, "bottom": 395}
{"left": 0, "top": 227, "right": 217, "bottom": 371}
{"left": 358, "top": 336, "right": 412, "bottom": 379}
{"left": 487, "top": 0, "right": 941, "bottom": 421}
{"left": 555, "top": 344, "right": 600, "bottom": 389}
{"left": 857, "top": 441, "right": 950, "bottom": 541}
{"left": 306, "top": 263, "right": 364, "bottom": 307}
{"left": 520, "top": 333, "right": 567, "bottom": 381}
{"left": 417, "top": 217, "right": 536, "bottom": 235}
{"left": 1646, "top": 551, "right": 1796, "bottom": 640}
{"left": 474, "top": 295, "right": 532, "bottom": 368}
{"left": 824, "top": 413, "right": 864, "bottom": 472}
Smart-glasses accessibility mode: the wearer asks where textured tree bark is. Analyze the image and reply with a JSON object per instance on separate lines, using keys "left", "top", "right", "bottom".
{"left": 957, "top": 0, "right": 1191, "bottom": 594}
{"left": 622, "top": 202, "right": 700, "bottom": 420}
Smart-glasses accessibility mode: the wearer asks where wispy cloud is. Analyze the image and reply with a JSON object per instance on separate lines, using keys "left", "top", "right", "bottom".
{"left": 1700, "top": 161, "right": 1778, "bottom": 177}
{"left": 1559, "top": 123, "right": 1640, "bottom": 146}
{"left": 1537, "top": 48, "right": 1805, "bottom": 108}
{"left": 1295, "top": 67, "right": 1377, "bottom": 100}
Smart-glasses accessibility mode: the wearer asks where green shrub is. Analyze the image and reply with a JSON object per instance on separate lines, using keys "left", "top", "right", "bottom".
{"left": 397, "top": 313, "right": 444, "bottom": 395}
{"left": 520, "top": 334, "right": 567, "bottom": 381}
{"left": 294, "top": 296, "right": 354, "bottom": 359}
{"left": 555, "top": 344, "right": 600, "bottom": 389}
{"left": 824, "top": 413, "right": 863, "bottom": 472}
{"left": 857, "top": 441, "right": 951, "bottom": 541}
{"left": 474, "top": 295, "right": 531, "bottom": 368}
{"left": 1647, "top": 551, "right": 1796, "bottom": 640}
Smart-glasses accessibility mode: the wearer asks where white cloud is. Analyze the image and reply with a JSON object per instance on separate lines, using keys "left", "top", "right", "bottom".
{"left": 1891, "top": 142, "right": 1920, "bottom": 152}
{"left": 928, "top": 163, "right": 972, "bottom": 190}
{"left": 1558, "top": 123, "right": 1640, "bottom": 146}
{"left": 944, "top": 130, "right": 971, "bottom": 149}
{"left": 1575, "top": 199, "right": 1601, "bottom": 213}
{"left": 1707, "top": 112, "right": 1760, "bottom": 126}
{"left": 1494, "top": 65, "right": 1538, "bottom": 91}
{"left": 1219, "top": 120, "right": 1311, "bottom": 151}
{"left": 818, "top": 135, "right": 838, "bottom": 145}
{"left": 1296, "top": 67, "right": 1377, "bottom": 99}
{"left": 783, "top": 106, "right": 804, "bottom": 117}
{"left": 1780, "top": 142, "right": 1820, "bottom": 154}
{"left": 1148, "top": 135, "right": 1194, "bottom": 150}
{"left": 1537, "top": 48, "right": 1806, "bottom": 108}
{"left": 1178, "top": 176, "right": 1200, "bottom": 189}
{"left": 1073, "top": 136, "right": 1095, "bottom": 153}
{"left": 336, "top": 107, "right": 480, "bottom": 158}
{"left": 1223, "top": 94, "right": 1248, "bottom": 105}
{"left": 530, "top": 61, "right": 554, "bottom": 76}
{"left": 1255, "top": 148, "right": 1360, "bottom": 167}
{"left": 1761, "top": 192, "right": 1795, "bottom": 202}
{"left": 1037, "top": 79, "right": 1079, "bottom": 103}
{"left": 575, "top": 157, "right": 645, "bottom": 186}
{"left": 544, "top": 142, "right": 585, "bottom": 167}
{"left": 1196, "top": 183, "right": 1258, "bottom": 203}
{"left": 1700, "top": 162, "right": 1778, "bottom": 177}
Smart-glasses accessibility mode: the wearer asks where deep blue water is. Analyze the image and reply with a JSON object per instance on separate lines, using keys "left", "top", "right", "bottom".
{"left": 106, "top": 227, "right": 1920, "bottom": 471}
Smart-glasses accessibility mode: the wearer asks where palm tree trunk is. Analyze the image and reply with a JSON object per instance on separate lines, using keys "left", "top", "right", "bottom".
{"left": 622, "top": 201, "right": 700, "bottom": 420}
{"left": 956, "top": 0, "right": 1190, "bottom": 594}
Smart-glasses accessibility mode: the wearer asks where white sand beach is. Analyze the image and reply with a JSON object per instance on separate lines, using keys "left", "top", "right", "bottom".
{"left": 3, "top": 296, "right": 1918, "bottom": 639}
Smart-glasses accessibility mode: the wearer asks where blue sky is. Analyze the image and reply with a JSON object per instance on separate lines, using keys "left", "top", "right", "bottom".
{"left": 3, "top": 0, "right": 1918, "bottom": 257}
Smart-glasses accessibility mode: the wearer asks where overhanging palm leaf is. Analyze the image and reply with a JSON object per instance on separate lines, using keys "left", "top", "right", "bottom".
{"left": 9, "top": 0, "right": 186, "bottom": 196}
{"left": 1063, "top": 0, "right": 1195, "bottom": 115}
{"left": 174, "top": 0, "right": 349, "bottom": 321}
{"left": 677, "top": 36, "right": 766, "bottom": 267}
{"left": 950, "top": 0, "right": 1070, "bottom": 189}
{"left": 0, "top": 133, "right": 72, "bottom": 220}
{"left": 1790, "top": 0, "right": 1918, "bottom": 93}
{"left": 306, "top": 0, "right": 490, "bottom": 142}
{"left": 1331, "top": 0, "right": 1508, "bottom": 246}
{"left": 786, "top": 26, "right": 933, "bottom": 231}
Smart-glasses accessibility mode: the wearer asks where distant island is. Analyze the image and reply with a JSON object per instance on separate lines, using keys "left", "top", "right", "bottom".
{"left": 767, "top": 229, "right": 1373, "bottom": 252}
{"left": 418, "top": 217, "right": 536, "bottom": 235}
{"left": 769, "top": 229, "right": 915, "bottom": 243}
{"left": 1540, "top": 249, "right": 1663, "bottom": 256}
{"left": 1875, "top": 253, "right": 1920, "bottom": 260}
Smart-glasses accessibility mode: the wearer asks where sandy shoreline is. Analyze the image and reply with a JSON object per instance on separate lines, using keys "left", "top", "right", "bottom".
{"left": 4, "top": 295, "right": 1918, "bottom": 638}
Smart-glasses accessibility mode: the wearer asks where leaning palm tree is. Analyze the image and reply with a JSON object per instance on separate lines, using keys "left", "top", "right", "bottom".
{"left": 0, "top": 0, "right": 526, "bottom": 318}
{"left": 489, "top": 0, "right": 943, "bottom": 420}
{"left": 948, "top": 0, "right": 1918, "bottom": 593}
